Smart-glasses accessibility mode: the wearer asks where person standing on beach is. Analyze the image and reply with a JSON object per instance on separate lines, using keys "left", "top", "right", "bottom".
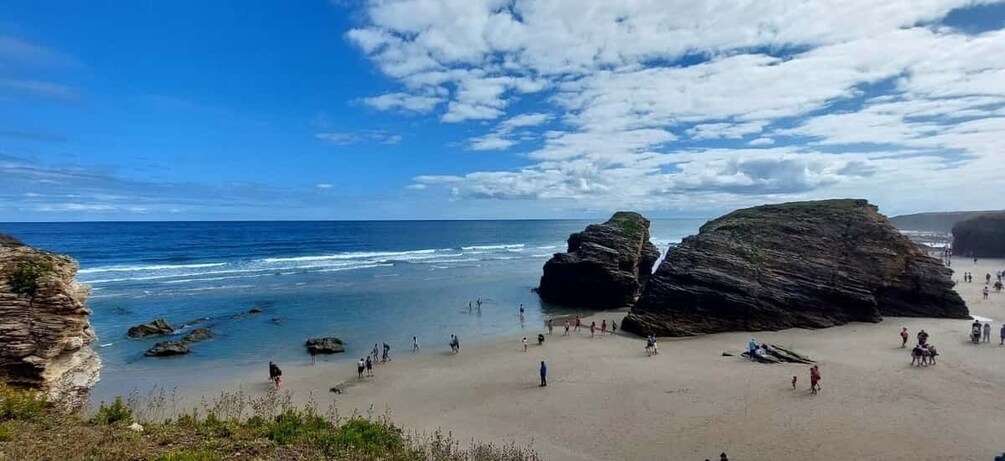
{"left": 601, "top": 320, "right": 607, "bottom": 336}
{"left": 309, "top": 349, "right": 317, "bottom": 366}
{"left": 612, "top": 321, "right": 617, "bottom": 334}
{"left": 365, "top": 355, "right": 373, "bottom": 377}
{"left": 372, "top": 343, "right": 379, "bottom": 363}
{"left": 984, "top": 322, "right": 992, "bottom": 343}
{"left": 918, "top": 329, "right": 929, "bottom": 346}
{"left": 413, "top": 336, "right": 419, "bottom": 353}
{"left": 984, "top": 286, "right": 990, "bottom": 300}
{"left": 590, "top": 321, "right": 596, "bottom": 338}
{"left": 382, "top": 342, "right": 391, "bottom": 362}
{"left": 357, "top": 358, "right": 365, "bottom": 380}
{"left": 574, "top": 316, "right": 581, "bottom": 332}
{"left": 900, "top": 327, "right": 909, "bottom": 348}
{"left": 564, "top": 321, "right": 570, "bottom": 336}
{"left": 539, "top": 360, "right": 547, "bottom": 387}
{"left": 270, "top": 362, "right": 283, "bottom": 388}
{"left": 988, "top": 273, "right": 993, "bottom": 284}
{"left": 809, "top": 365, "right": 821, "bottom": 395}
{"left": 519, "top": 304, "right": 525, "bottom": 316}
{"left": 522, "top": 337, "right": 528, "bottom": 352}
{"left": 269, "top": 361, "right": 279, "bottom": 383}
{"left": 547, "top": 319, "right": 553, "bottom": 334}
{"left": 1000, "top": 324, "right": 1005, "bottom": 346}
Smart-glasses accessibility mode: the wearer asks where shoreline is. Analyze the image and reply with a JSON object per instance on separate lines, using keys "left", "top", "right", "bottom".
{"left": 112, "top": 259, "right": 1005, "bottom": 460}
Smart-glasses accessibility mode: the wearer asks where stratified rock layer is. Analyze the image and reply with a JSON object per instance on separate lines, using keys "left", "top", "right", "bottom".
{"left": 538, "top": 212, "right": 660, "bottom": 309}
{"left": 623, "top": 200, "right": 968, "bottom": 336}
{"left": 952, "top": 212, "right": 1005, "bottom": 258}
{"left": 0, "top": 234, "right": 101, "bottom": 410}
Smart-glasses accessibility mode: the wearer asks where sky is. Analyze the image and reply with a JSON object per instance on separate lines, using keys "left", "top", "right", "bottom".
{"left": 1, "top": 0, "right": 1004, "bottom": 221}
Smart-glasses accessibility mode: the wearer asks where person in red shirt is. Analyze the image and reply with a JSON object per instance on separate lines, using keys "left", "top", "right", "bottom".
{"left": 809, "top": 365, "right": 821, "bottom": 394}
{"left": 900, "top": 327, "right": 909, "bottom": 348}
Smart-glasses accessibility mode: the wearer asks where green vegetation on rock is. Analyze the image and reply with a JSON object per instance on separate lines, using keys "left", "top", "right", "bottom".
{"left": 6, "top": 259, "right": 52, "bottom": 297}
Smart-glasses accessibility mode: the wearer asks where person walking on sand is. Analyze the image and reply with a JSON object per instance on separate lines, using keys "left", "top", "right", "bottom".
{"left": 810, "top": 365, "right": 821, "bottom": 395}
{"left": 383, "top": 342, "right": 391, "bottom": 362}
{"left": 365, "top": 355, "right": 373, "bottom": 377}
{"left": 1000, "top": 324, "right": 1005, "bottom": 346}
{"left": 791, "top": 376, "right": 797, "bottom": 389}
{"left": 564, "top": 320, "right": 570, "bottom": 336}
{"left": 413, "top": 336, "right": 419, "bottom": 353}
{"left": 984, "top": 322, "right": 992, "bottom": 343}
{"left": 927, "top": 344, "right": 938, "bottom": 365}
{"left": 612, "top": 321, "right": 617, "bottom": 334}
{"left": 574, "top": 315, "right": 582, "bottom": 332}
{"left": 309, "top": 348, "right": 317, "bottom": 366}
{"left": 372, "top": 343, "right": 379, "bottom": 363}
{"left": 522, "top": 337, "right": 528, "bottom": 352}
{"left": 601, "top": 319, "right": 607, "bottom": 335}
{"left": 548, "top": 319, "right": 553, "bottom": 334}
{"left": 269, "top": 361, "right": 279, "bottom": 383}
{"left": 357, "top": 358, "right": 365, "bottom": 380}
{"left": 918, "top": 329, "right": 929, "bottom": 346}
{"left": 539, "top": 360, "right": 547, "bottom": 387}
{"left": 984, "top": 286, "right": 990, "bottom": 300}
{"left": 590, "top": 321, "right": 596, "bottom": 338}
{"left": 900, "top": 327, "right": 909, "bottom": 348}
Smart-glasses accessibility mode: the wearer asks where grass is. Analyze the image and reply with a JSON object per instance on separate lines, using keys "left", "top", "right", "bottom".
{"left": 0, "top": 384, "right": 540, "bottom": 460}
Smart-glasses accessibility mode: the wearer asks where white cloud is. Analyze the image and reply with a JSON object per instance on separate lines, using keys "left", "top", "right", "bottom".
{"left": 361, "top": 92, "right": 442, "bottom": 113}
{"left": 316, "top": 183, "right": 335, "bottom": 189}
{"left": 346, "top": 0, "right": 1005, "bottom": 213}
{"left": 315, "top": 130, "right": 402, "bottom": 145}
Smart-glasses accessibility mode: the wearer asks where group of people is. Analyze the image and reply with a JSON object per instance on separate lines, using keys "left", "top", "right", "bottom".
{"left": 970, "top": 319, "right": 1005, "bottom": 345}
{"left": 268, "top": 361, "right": 283, "bottom": 387}
{"left": 904, "top": 327, "right": 939, "bottom": 366}
{"left": 645, "top": 335, "right": 659, "bottom": 356}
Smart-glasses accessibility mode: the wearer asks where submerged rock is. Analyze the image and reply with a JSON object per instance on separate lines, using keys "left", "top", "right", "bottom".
{"left": 623, "top": 199, "right": 969, "bottom": 336}
{"left": 144, "top": 341, "right": 189, "bottom": 357}
{"left": 952, "top": 212, "right": 1005, "bottom": 258}
{"left": 181, "top": 328, "right": 212, "bottom": 343}
{"left": 127, "top": 319, "right": 174, "bottom": 339}
{"left": 537, "top": 212, "right": 660, "bottom": 309}
{"left": 0, "top": 234, "right": 101, "bottom": 410}
{"left": 306, "top": 337, "right": 344, "bottom": 354}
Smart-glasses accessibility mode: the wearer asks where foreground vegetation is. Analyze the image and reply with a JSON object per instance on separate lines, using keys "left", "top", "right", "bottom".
{"left": 0, "top": 384, "right": 539, "bottom": 460}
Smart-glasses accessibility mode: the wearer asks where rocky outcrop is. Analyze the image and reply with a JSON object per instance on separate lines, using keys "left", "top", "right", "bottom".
{"left": 306, "top": 337, "right": 344, "bottom": 354}
{"left": 623, "top": 200, "right": 968, "bottom": 336}
{"left": 537, "top": 212, "right": 661, "bottom": 309}
{"left": 952, "top": 212, "right": 1005, "bottom": 258}
{"left": 0, "top": 233, "right": 101, "bottom": 410}
{"left": 144, "top": 341, "right": 189, "bottom": 357}
{"left": 127, "top": 319, "right": 174, "bottom": 338}
{"left": 181, "top": 328, "right": 212, "bottom": 343}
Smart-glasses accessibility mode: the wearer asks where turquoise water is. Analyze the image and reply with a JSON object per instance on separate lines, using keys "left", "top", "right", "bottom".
{"left": 1, "top": 219, "right": 703, "bottom": 401}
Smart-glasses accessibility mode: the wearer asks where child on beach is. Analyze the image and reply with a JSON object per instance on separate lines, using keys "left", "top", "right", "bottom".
{"left": 564, "top": 321, "right": 570, "bottom": 336}
{"left": 791, "top": 376, "right": 797, "bottom": 389}
{"left": 590, "top": 321, "right": 596, "bottom": 338}
{"left": 900, "top": 327, "right": 909, "bottom": 348}
{"left": 522, "top": 337, "right": 528, "bottom": 352}
{"left": 574, "top": 316, "right": 581, "bottom": 331}
{"left": 612, "top": 321, "right": 617, "bottom": 334}
{"left": 601, "top": 320, "right": 607, "bottom": 335}
{"left": 548, "top": 319, "right": 553, "bottom": 334}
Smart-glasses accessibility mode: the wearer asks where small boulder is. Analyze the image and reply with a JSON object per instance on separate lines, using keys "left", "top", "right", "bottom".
{"left": 249, "top": 307, "right": 263, "bottom": 314}
{"left": 127, "top": 319, "right": 174, "bottom": 339}
{"left": 144, "top": 341, "right": 189, "bottom": 357}
{"left": 182, "top": 328, "right": 212, "bottom": 343}
{"left": 306, "top": 337, "right": 345, "bottom": 354}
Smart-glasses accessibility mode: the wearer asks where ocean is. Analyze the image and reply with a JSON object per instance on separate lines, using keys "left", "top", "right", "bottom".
{"left": 0, "top": 219, "right": 704, "bottom": 403}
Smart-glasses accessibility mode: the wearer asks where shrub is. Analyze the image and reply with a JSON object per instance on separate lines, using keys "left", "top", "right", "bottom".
{"left": 7, "top": 259, "right": 51, "bottom": 297}
{"left": 0, "top": 421, "right": 14, "bottom": 441}
{"left": 0, "top": 383, "right": 48, "bottom": 421}
{"left": 267, "top": 408, "right": 331, "bottom": 445}
{"left": 91, "top": 396, "right": 133, "bottom": 425}
{"left": 325, "top": 417, "right": 406, "bottom": 457}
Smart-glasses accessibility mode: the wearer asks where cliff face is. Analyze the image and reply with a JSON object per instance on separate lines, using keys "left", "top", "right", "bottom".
{"left": 538, "top": 212, "right": 661, "bottom": 309}
{"left": 623, "top": 200, "right": 968, "bottom": 336}
{"left": 952, "top": 213, "right": 1005, "bottom": 258}
{"left": 0, "top": 234, "right": 101, "bottom": 410}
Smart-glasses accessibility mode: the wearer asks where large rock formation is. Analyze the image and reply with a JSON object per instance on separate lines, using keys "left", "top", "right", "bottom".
{"left": 623, "top": 200, "right": 968, "bottom": 336}
{"left": 0, "top": 233, "right": 101, "bottom": 410}
{"left": 538, "top": 212, "right": 661, "bottom": 309}
{"left": 952, "top": 212, "right": 1005, "bottom": 257}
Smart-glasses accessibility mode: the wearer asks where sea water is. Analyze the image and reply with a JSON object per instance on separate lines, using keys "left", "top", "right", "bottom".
{"left": 1, "top": 219, "right": 702, "bottom": 402}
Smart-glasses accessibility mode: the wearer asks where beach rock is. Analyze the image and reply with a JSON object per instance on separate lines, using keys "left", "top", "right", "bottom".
{"left": 127, "top": 319, "right": 174, "bottom": 339}
{"left": 249, "top": 307, "right": 262, "bottom": 314}
{"left": 623, "top": 199, "right": 969, "bottom": 337}
{"left": 181, "top": 328, "right": 212, "bottom": 343}
{"left": 305, "top": 337, "right": 344, "bottom": 354}
{"left": 0, "top": 234, "right": 101, "bottom": 411}
{"left": 952, "top": 212, "right": 1005, "bottom": 258}
{"left": 538, "top": 212, "right": 661, "bottom": 309}
{"left": 144, "top": 341, "right": 189, "bottom": 357}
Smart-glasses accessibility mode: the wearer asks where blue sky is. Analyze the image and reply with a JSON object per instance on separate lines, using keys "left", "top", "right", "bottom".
{"left": 2, "top": 1, "right": 1004, "bottom": 221}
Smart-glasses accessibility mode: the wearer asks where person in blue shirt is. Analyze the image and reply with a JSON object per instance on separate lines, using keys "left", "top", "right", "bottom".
{"left": 539, "top": 361, "right": 547, "bottom": 387}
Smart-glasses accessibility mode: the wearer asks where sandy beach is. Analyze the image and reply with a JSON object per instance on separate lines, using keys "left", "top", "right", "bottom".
{"left": 194, "top": 258, "right": 1005, "bottom": 460}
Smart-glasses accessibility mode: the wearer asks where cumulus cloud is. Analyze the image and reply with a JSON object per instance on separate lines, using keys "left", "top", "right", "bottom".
{"left": 347, "top": 0, "right": 1005, "bottom": 212}
{"left": 315, "top": 130, "right": 402, "bottom": 145}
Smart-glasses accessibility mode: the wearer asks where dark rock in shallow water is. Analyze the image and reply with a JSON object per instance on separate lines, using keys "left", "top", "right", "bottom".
{"left": 306, "top": 337, "right": 344, "bottom": 354}
{"left": 144, "top": 341, "right": 189, "bottom": 357}
{"left": 623, "top": 199, "right": 969, "bottom": 336}
{"left": 127, "top": 319, "right": 174, "bottom": 338}
{"left": 952, "top": 212, "right": 1005, "bottom": 258}
{"left": 249, "top": 307, "right": 263, "bottom": 314}
{"left": 538, "top": 212, "right": 660, "bottom": 309}
{"left": 181, "top": 328, "right": 212, "bottom": 343}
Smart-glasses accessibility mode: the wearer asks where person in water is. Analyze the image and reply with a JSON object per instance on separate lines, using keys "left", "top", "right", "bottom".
{"left": 413, "top": 336, "right": 419, "bottom": 353}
